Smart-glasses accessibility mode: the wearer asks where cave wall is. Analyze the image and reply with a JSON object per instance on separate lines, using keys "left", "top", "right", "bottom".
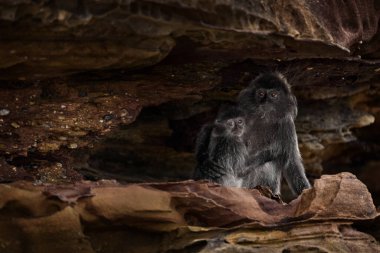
{"left": 1, "top": 0, "right": 379, "bottom": 80}
{"left": 0, "top": 0, "right": 380, "bottom": 201}
{"left": 1, "top": 1, "right": 380, "bottom": 252}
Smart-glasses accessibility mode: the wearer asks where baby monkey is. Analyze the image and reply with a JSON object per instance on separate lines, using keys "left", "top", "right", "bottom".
{"left": 194, "top": 105, "right": 247, "bottom": 187}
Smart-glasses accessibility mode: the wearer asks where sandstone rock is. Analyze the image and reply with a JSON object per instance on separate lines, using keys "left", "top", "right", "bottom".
{"left": 0, "top": 0, "right": 379, "bottom": 79}
{"left": 0, "top": 173, "right": 378, "bottom": 252}
{"left": 0, "top": 1, "right": 380, "bottom": 251}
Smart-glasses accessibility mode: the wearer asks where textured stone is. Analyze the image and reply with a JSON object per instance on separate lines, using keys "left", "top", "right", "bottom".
{"left": 1, "top": 1, "right": 380, "bottom": 250}
{"left": 0, "top": 173, "right": 378, "bottom": 252}
{"left": 0, "top": 0, "right": 379, "bottom": 79}
{"left": 0, "top": 1, "right": 379, "bottom": 186}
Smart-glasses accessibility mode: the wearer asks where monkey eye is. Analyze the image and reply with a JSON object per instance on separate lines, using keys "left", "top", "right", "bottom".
{"left": 270, "top": 91, "right": 278, "bottom": 98}
{"left": 257, "top": 90, "right": 265, "bottom": 98}
{"left": 237, "top": 119, "right": 243, "bottom": 125}
{"left": 226, "top": 120, "right": 234, "bottom": 127}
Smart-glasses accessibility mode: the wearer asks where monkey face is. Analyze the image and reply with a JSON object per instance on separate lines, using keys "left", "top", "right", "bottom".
{"left": 257, "top": 89, "right": 293, "bottom": 120}
{"left": 214, "top": 105, "right": 246, "bottom": 136}
{"left": 238, "top": 73, "right": 297, "bottom": 119}
{"left": 214, "top": 117, "right": 245, "bottom": 137}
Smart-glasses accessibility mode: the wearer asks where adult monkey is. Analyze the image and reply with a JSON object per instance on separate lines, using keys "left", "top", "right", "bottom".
{"left": 237, "top": 72, "right": 311, "bottom": 196}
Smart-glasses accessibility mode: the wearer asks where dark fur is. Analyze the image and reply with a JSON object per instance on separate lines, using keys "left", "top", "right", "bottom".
{"left": 237, "top": 72, "right": 311, "bottom": 195}
{"left": 194, "top": 106, "right": 247, "bottom": 186}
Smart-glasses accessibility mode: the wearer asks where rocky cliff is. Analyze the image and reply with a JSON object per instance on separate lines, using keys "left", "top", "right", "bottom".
{"left": 0, "top": 173, "right": 379, "bottom": 253}
{"left": 0, "top": 1, "right": 380, "bottom": 252}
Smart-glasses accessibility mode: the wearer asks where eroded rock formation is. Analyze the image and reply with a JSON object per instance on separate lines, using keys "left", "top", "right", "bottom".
{"left": 1, "top": 1, "right": 380, "bottom": 251}
{"left": 1, "top": 0, "right": 379, "bottom": 181}
{"left": 0, "top": 0, "right": 379, "bottom": 80}
{"left": 0, "top": 173, "right": 378, "bottom": 253}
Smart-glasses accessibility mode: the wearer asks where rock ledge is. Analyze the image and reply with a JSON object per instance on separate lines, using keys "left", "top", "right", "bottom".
{"left": 0, "top": 172, "right": 378, "bottom": 252}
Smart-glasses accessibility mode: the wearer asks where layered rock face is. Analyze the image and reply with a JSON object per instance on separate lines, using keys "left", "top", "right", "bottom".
{"left": 0, "top": 0, "right": 378, "bottom": 80}
{"left": 0, "top": 173, "right": 379, "bottom": 253}
{"left": 0, "top": 1, "right": 380, "bottom": 252}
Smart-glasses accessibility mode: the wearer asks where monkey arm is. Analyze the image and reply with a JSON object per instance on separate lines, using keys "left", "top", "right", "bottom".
{"left": 246, "top": 150, "right": 274, "bottom": 167}
{"left": 282, "top": 122, "right": 311, "bottom": 195}
{"left": 283, "top": 154, "right": 311, "bottom": 195}
{"left": 238, "top": 150, "right": 275, "bottom": 177}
